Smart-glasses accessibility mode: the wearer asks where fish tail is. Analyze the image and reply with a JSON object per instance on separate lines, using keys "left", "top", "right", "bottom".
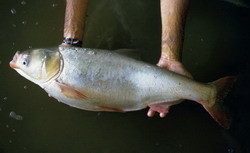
{"left": 203, "top": 76, "right": 237, "bottom": 129}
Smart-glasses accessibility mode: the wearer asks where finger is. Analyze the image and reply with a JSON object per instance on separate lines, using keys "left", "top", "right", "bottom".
{"left": 147, "top": 110, "right": 156, "bottom": 117}
{"left": 160, "top": 112, "right": 167, "bottom": 118}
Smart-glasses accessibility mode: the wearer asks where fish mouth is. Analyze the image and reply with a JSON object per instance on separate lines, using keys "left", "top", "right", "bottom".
{"left": 9, "top": 61, "right": 19, "bottom": 69}
{"left": 9, "top": 51, "right": 20, "bottom": 69}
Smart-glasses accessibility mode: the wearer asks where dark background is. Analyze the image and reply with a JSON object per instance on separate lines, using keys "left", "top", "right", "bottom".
{"left": 0, "top": 0, "right": 249, "bottom": 153}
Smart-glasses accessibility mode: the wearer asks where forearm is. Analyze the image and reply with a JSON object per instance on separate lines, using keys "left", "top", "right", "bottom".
{"left": 160, "top": 0, "right": 190, "bottom": 61}
{"left": 63, "top": 0, "right": 89, "bottom": 40}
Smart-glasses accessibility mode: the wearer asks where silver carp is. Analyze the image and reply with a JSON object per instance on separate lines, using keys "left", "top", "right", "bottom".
{"left": 9, "top": 46, "right": 235, "bottom": 128}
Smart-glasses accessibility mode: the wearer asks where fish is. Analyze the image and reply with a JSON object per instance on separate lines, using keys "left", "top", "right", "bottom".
{"left": 9, "top": 46, "right": 236, "bottom": 129}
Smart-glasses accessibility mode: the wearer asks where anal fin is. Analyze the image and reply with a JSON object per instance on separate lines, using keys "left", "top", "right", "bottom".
{"left": 99, "top": 106, "right": 124, "bottom": 112}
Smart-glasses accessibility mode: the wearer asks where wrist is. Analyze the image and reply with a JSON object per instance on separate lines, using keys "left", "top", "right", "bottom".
{"left": 63, "top": 27, "right": 83, "bottom": 40}
{"left": 159, "top": 51, "right": 180, "bottom": 62}
{"left": 62, "top": 37, "right": 83, "bottom": 47}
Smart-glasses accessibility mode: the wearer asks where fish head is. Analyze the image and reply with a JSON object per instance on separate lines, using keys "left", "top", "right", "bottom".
{"left": 10, "top": 48, "right": 61, "bottom": 84}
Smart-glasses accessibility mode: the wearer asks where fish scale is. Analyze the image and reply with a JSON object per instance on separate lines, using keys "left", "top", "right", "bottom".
{"left": 10, "top": 46, "right": 236, "bottom": 128}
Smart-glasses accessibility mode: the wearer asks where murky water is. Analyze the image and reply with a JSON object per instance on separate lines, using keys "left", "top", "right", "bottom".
{"left": 0, "top": 0, "right": 249, "bottom": 153}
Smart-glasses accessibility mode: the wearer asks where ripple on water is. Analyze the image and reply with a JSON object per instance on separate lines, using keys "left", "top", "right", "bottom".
{"left": 9, "top": 111, "right": 23, "bottom": 120}
{"left": 52, "top": 4, "right": 58, "bottom": 7}
{"left": 10, "top": 8, "right": 16, "bottom": 14}
{"left": 22, "top": 21, "right": 27, "bottom": 25}
{"left": 21, "top": 1, "right": 26, "bottom": 5}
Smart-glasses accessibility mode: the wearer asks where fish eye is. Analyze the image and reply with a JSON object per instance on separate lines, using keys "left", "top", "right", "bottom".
{"left": 22, "top": 56, "right": 29, "bottom": 66}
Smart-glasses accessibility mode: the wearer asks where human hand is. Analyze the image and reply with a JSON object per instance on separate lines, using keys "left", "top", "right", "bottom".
{"left": 157, "top": 57, "right": 193, "bottom": 79}
{"left": 147, "top": 58, "right": 193, "bottom": 118}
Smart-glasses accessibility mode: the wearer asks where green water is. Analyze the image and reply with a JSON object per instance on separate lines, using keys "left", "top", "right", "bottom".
{"left": 0, "top": 0, "right": 249, "bottom": 153}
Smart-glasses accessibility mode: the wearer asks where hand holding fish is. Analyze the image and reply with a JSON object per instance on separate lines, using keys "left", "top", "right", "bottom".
{"left": 147, "top": 0, "right": 192, "bottom": 118}
{"left": 147, "top": 57, "right": 193, "bottom": 118}
{"left": 157, "top": 57, "right": 193, "bottom": 79}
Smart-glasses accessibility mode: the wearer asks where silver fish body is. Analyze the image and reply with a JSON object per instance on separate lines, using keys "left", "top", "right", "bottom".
{"left": 10, "top": 46, "right": 235, "bottom": 128}
{"left": 41, "top": 47, "right": 213, "bottom": 111}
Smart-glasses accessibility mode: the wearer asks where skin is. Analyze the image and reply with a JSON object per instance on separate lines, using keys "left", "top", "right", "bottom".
{"left": 62, "top": 0, "right": 88, "bottom": 46}
{"left": 148, "top": 0, "right": 192, "bottom": 117}
{"left": 61, "top": 0, "right": 192, "bottom": 117}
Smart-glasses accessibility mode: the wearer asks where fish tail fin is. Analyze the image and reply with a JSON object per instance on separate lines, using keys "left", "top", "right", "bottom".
{"left": 203, "top": 76, "right": 237, "bottom": 129}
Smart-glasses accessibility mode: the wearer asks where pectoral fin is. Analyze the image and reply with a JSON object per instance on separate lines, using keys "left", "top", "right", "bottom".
{"left": 57, "top": 82, "right": 88, "bottom": 100}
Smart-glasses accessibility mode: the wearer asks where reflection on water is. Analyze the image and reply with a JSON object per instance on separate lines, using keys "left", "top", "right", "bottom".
{"left": 10, "top": 8, "right": 17, "bottom": 14}
{"left": 9, "top": 111, "right": 23, "bottom": 121}
{"left": 0, "top": 0, "right": 249, "bottom": 153}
